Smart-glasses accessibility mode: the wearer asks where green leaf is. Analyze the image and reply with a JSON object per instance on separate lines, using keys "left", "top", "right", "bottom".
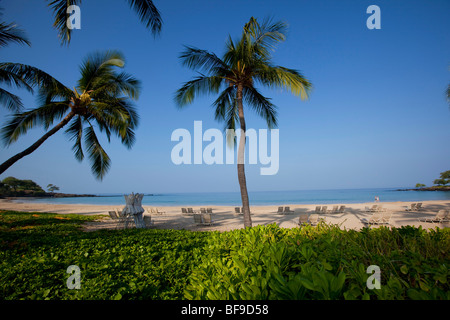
{"left": 400, "top": 265, "right": 408, "bottom": 274}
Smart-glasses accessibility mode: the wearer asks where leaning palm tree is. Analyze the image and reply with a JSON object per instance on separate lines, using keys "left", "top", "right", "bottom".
{"left": 175, "top": 17, "right": 312, "bottom": 227}
{"left": 0, "top": 50, "right": 140, "bottom": 179}
{"left": 47, "top": 0, "right": 162, "bottom": 45}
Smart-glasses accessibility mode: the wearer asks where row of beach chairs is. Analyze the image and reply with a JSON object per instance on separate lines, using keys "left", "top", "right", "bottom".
{"left": 277, "top": 206, "right": 294, "bottom": 214}
{"left": 315, "top": 205, "right": 346, "bottom": 214}
{"left": 193, "top": 213, "right": 215, "bottom": 226}
{"left": 108, "top": 208, "right": 154, "bottom": 229}
{"left": 418, "top": 210, "right": 449, "bottom": 223}
{"left": 146, "top": 207, "right": 165, "bottom": 215}
{"left": 365, "top": 205, "right": 387, "bottom": 212}
{"left": 405, "top": 203, "right": 424, "bottom": 211}
{"left": 181, "top": 207, "right": 213, "bottom": 214}
{"left": 361, "top": 211, "right": 393, "bottom": 226}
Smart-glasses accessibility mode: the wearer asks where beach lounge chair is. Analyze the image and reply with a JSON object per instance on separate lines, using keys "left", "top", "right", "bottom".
{"left": 108, "top": 210, "right": 118, "bottom": 219}
{"left": 416, "top": 203, "right": 424, "bottom": 211}
{"left": 235, "top": 207, "right": 241, "bottom": 214}
{"left": 320, "top": 206, "right": 328, "bottom": 214}
{"left": 418, "top": 210, "right": 449, "bottom": 223}
{"left": 187, "top": 208, "right": 194, "bottom": 214}
{"left": 202, "top": 213, "right": 214, "bottom": 226}
{"left": 328, "top": 206, "right": 339, "bottom": 214}
{"left": 207, "top": 208, "right": 213, "bottom": 213}
{"left": 376, "top": 205, "right": 386, "bottom": 212}
{"left": 193, "top": 214, "right": 203, "bottom": 225}
{"left": 405, "top": 203, "right": 417, "bottom": 211}
{"left": 277, "top": 207, "right": 284, "bottom": 214}
{"left": 308, "top": 214, "right": 321, "bottom": 226}
{"left": 200, "top": 208, "right": 206, "bottom": 214}
{"left": 143, "top": 216, "right": 154, "bottom": 228}
{"left": 181, "top": 207, "right": 187, "bottom": 214}
{"left": 338, "top": 205, "right": 346, "bottom": 213}
{"left": 284, "top": 207, "right": 294, "bottom": 214}
{"left": 298, "top": 214, "right": 309, "bottom": 226}
{"left": 365, "top": 205, "right": 378, "bottom": 212}
{"left": 361, "top": 212, "right": 383, "bottom": 225}
{"left": 315, "top": 206, "right": 321, "bottom": 214}
{"left": 380, "top": 211, "right": 393, "bottom": 225}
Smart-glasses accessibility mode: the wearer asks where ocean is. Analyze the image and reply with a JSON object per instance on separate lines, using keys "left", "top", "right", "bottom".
{"left": 12, "top": 188, "right": 450, "bottom": 206}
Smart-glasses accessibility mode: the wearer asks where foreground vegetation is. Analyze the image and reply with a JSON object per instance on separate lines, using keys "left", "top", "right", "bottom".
{"left": 0, "top": 210, "right": 448, "bottom": 300}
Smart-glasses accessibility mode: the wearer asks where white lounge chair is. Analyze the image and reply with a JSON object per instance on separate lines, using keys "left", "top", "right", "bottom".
{"left": 405, "top": 203, "right": 417, "bottom": 211}
{"left": 143, "top": 215, "right": 154, "bottom": 228}
{"left": 308, "top": 214, "right": 321, "bottom": 226}
{"left": 284, "top": 206, "right": 294, "bottom": 214}
{"left": 202, "top": 213, "right": 214, "bottom": 226}
{"left": 277, "top": 207, "right": 284, "bottom": 214}
{"left": 321, "top": 206, "right": 328, "bottom": 214}
{"left": 298, "top": 214, "right": 309, "bottom": 226}
{"left": 416, "top": 203, "right": 424, "bottom": 211}
{"left": 328, "top": 206, "right": 339, "bottom": 214}
{"left": 207, "top": 208, "right": 213, "bottom": 213}
{"left": 315, "top": 206, "right": 322, "bottom": 214}
{"left": 380, "top": 211, "right": 393, "bottom": 225}
{"left": 193, "top": 214, "right": 203, "bottom": 225}
{"left": 338, "top": 205, "right": 346, "bottom": 213}
{"left": 361, "top": 212, "right": 383, "bottom": 225}
{"left": 418, "top": 210, "right": 449, "bottom": 223}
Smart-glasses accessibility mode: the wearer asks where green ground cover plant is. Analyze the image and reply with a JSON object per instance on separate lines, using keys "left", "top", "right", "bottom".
{"left": 0, "top": 210, "right": 448, "bottom": 300}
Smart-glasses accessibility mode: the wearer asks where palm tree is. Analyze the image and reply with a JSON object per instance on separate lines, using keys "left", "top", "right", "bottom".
{"left": 0, "top": 8, "right": 55, "bottom": 112}
{"left": 175, "top": 17, "right": 312, "bottom": 227}
{"left": 47, "top": 0, "right": 162, "bottom": 45}
{"left": 0, "top": 50, "right": 140, "bottom": 179}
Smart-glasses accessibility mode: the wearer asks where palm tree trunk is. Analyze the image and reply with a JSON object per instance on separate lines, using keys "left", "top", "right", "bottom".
{"left": 236, "top": 83, "right": 252, "bottom": 228}
{"left": 0, "top": 111, "right": 75, "bottom": 175}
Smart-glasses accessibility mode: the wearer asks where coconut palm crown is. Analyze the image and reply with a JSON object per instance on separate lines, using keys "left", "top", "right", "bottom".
{"left": 0, "top": 50, "right": 140, "bottom": 180}
{"left": 175, "top": 17, "right": 312, "bottom": 227}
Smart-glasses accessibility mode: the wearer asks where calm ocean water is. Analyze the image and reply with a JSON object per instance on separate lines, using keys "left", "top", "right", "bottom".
{"left": 13, "top": 188, "right": 450, "bottom": 206}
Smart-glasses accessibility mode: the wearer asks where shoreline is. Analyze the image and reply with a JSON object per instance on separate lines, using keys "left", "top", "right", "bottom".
{"left": 1, "top": 199, "right": 449, "bottom": 232}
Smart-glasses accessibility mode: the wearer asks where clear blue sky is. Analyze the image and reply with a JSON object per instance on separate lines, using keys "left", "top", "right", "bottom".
{"left": 0, "top": 0, "right": 449, "bottom": 194}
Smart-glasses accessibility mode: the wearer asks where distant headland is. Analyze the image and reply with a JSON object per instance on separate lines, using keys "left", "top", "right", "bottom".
{"left": 397, "top": 186, "right": 450, "bottom": 192}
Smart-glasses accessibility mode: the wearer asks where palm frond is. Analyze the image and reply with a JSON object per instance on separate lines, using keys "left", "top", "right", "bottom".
{"left": 254, "top": 64, "right": 312, "bottom": 100}
{"left": 127, "top": 0, "right": 162, "bottom": 35}
{"left": 1, "top": 102, "right": 70, "bottom": 146}
{"left": 1, "top": 62, "right": 69, "bottom": 96}
{"left": 47, "top": 0, "right": 81, "bottom": 46}
{"left": 0, "top": 88, "right": 23, "bottom": 111}
{"left": 243, "top": 86, "right": 277, "bottom": 129}
{"left": 0, "top": 21, "right": 31, "bottom": 48}
{"left": 78, "top": 50, "right": 125, "bottom": 92}
{"left": 65, "top": 115, "right": 84, "bottom": 161}
{"left": 175, "top": 75, "right": 224, "bottom": 107}
{"left": 179, "top": 46, "right": 228, "bottom": 74}
{"left": 212, "top": 85, "right": 235, "bottom": 122}
{"left": 84, "top": 124, "right": 111, "bottom": 180}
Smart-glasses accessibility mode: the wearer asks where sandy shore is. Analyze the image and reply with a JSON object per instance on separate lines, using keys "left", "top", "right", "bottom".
{"left": 1, "top": 199, "right": 449, "bottom": 232}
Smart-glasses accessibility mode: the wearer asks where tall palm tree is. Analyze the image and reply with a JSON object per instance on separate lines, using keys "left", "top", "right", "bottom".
{"left": 0, "top": 50, "right": 140, "bottom": 179}
{"left": 0, "top": 8, "right": 55, "bottom": 112}
{"left": 47, "top": 0, "right": 162, "bottom": 45}
{"left": 175, "top": 17, "right": 312, "bottom": 227}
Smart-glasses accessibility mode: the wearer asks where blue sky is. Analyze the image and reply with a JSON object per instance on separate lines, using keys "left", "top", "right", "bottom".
{"left": 0, "top": 0, "right": 449, "bottom": 194}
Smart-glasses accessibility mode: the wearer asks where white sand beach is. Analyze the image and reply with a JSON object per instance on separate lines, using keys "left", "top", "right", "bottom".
{"left": 1, "top": 199, "right": 449, "bottom": 232}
